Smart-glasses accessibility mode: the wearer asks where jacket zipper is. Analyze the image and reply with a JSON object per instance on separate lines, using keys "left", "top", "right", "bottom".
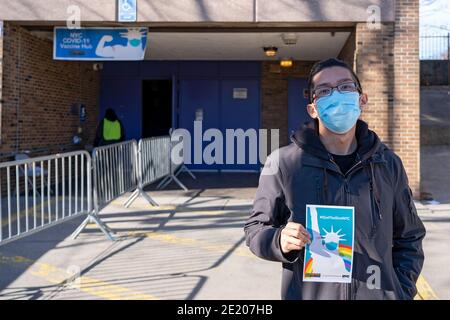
{"left": 344, "top": 178, "right": 352, "bottom": 300}
{"left": 329, "top": 159, "right": 362, "bottom": 179}
{"left": 369, "top": 177, "right": 377, "bottom": 238}
{"left": 329, "top": 159, "right": 362, "bottom": 300}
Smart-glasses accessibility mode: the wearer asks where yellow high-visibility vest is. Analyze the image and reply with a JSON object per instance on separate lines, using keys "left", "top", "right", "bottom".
{"left": 103, "top": 119, "right": 121, "bottom": 141}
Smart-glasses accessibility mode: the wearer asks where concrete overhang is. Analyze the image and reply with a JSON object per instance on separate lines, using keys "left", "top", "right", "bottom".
{"left": 0, "top": 0, "right": 394, "bottom": 23}
{"left": 144, "top": 31, "right": 352, "bottom": 61}
{"left": 25, "top": 29, "right": 352, "bottom": 61}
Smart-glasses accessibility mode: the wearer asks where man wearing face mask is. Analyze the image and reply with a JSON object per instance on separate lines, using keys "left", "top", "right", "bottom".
{"left": 244, "top": 58, "right": 426, "bottom": 300}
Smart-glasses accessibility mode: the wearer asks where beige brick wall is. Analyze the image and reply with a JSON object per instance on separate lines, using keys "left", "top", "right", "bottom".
{"left": 355, "top": 0, "right": 420, "bottom": 196}
{"left": 0, "top": 23, "right": 100, "bottom": 157}
{"left": 393, "top": 0, "right": 421, "bottom": 197}
{"left": 355, "top": 22, "right": 395, "bottom": 144}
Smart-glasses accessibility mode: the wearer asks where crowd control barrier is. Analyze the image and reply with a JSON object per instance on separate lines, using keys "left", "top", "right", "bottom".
{"left": 71, "top": 140, "right": 138, "bottom": 241}
{"left": 124, "top": 136, "right": 171, "bottom": 208}
{"left": 1, "top": 135, "right": 198, "bottom": 244}
{"left": 156, "top": 137, "right": 196, "bottom": 192}
{"left": 0, "top": 151, "right": 91, "bottom": 246}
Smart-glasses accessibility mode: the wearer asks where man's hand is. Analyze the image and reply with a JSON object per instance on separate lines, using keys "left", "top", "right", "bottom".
{"left": 281, "top": 222, "right": 311, "bottom": 254}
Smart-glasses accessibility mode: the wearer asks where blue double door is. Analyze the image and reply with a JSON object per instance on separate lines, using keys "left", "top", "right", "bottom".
{"left": 178, "top": 78, "right": 260, "bottom": 171}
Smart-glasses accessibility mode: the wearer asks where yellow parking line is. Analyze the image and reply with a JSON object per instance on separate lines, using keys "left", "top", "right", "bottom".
{"left": 0, "top": 196, "right": 86, "bottom": 228}
{"left": 0, "top": 255, "right": 158, "bottom": 300}
{"left": 415, "top": 274, "right": 439, "bottom": 300}
{"left": 1, "top": 199, "right": 54, "bottom": 227}
{"left": 124, "top": 230, "right": 254, "bottom": 258}
{"left": 110, "top": 199, "right": 177, "bottom": 211}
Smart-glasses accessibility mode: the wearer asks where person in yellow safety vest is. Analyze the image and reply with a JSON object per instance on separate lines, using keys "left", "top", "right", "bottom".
{"left": 94, "top": 108, "right": 126, "bottom": 147}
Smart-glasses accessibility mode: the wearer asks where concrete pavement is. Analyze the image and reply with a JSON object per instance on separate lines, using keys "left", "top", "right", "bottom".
{"left": 415, "top": 203, "right": 449, "bottom": 299}
{"left": 0, "top": 172, "right": 446, "bottom": 300}
{"left": 0, "top": 174, "right": 281, "bottom": 300}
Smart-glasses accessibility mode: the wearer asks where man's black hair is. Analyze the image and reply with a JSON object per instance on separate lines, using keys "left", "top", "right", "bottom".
{"left": 307, "top": 58, "right": 363, "bottom": 103}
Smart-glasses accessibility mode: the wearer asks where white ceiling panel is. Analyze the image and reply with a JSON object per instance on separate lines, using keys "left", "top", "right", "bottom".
{"left": 145, "top": 32, "right": 351, "bottom": 61}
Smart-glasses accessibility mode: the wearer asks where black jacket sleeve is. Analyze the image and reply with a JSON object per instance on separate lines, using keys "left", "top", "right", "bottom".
{"left": 244, "top": 152, "right": 299, "bottom": 263}
{"left": 392, "top": 155, "right": 426, "bottom": 299}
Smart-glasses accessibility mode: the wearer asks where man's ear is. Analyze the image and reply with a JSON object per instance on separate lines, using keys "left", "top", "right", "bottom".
{"left": 307, "top": 103, "right": 318, "bottom": 119}
{"left": 359, "top": 93, "right": 368, "bottom": 109}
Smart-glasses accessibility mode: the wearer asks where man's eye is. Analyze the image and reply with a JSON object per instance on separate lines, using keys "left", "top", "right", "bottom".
{"left": 339, "top": 83, "right": 356, "bottom": 91}
{"left": 316, "top": 88, "right": 331, "bottom": 96}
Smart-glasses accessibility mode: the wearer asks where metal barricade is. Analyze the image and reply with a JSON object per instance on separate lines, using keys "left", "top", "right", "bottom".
{"left": 156, "top": 136, "right": 196, "bottom": 192}
{"left": 72, "top": 140, "right": 138, "bottom": 241}
{"left": 0, "top": 136, "right": 191, "bottom": 244}
{"left": 124, "top": 136, "right": 171, "bottom": 208}
{"left": 0, "top": 151, "right": 91, "bottom": 246}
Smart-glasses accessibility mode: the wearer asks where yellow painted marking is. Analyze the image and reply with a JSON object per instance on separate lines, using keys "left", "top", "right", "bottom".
{"left": 111, "top": 199, "right": 176, "bottom": 211}
{"left": 1, "top": 196, "right": 88, "bottom": 227}
{"left": 0, "top": 255, "right": 158, "bottom": 300}
{"left": 176, "top": 209, "right": 248, "bottom": 216}
{"left": 124, "top": 230, "right": 254, "bottom": 258}
{"left": 1, "top": 199, "right": 54, "bottom": 227}
{"left": 415, "top": 274, "right": 439, "bottom": 300}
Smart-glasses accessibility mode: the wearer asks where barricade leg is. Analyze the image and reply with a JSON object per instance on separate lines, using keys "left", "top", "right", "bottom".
{"left": 71, "top": 210, "right": 116, "bottom": 241}
{"left": 172, "top": 175, "right": 188, "bottom": 191}
{"left": 141, "top": 190, "right": 159, "bottom": 206}
{"left": 123, "top": 187, "right": 159, "bottom": 208}
{"left": 181, "top": 165, "right": 197, "bottom": 180}
{"left": 158, "top": 175, "right": 173, "bottom": 190}
{"left": 124, "top": 189, "right": 139, "bottom": 208}
{"left": 156, "top": 176, "right": 170, "bottom": 190}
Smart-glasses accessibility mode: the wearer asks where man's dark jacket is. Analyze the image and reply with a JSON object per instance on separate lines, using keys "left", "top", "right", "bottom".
{"left": 244, "top": 119, "right": 426, "bottom": 300}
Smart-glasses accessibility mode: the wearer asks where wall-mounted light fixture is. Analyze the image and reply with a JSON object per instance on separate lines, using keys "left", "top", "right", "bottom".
{"left": 263, "top": 46, "right": 278, "bottom": 57}
{"left": 280, "top": 58, "right": 293, "bottom": 68}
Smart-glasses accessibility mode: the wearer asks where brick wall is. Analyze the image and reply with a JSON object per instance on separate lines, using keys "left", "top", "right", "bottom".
{"left": 0, "top": 23, "right": 100, "bottom": 158}
{"left": 355, "top": 22, "right": 395, "bottom": 145}
{"left": 261, "top": 61, "right": 315, "bottom": 146}
{"left": 355, "top": 0, "right": 420, "bottom": 196}
{"left": 393, "top": 0, "right": 421, "bottom": 196}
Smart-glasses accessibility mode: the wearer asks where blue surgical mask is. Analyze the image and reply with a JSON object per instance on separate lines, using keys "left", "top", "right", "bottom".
{"left": 315, "top": 91, "right": 361, "bottom": 134}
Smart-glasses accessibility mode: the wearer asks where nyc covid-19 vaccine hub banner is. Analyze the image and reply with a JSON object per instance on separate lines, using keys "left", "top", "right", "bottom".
{"left": 53, "top": 27, "right": 148, "bottom": 61}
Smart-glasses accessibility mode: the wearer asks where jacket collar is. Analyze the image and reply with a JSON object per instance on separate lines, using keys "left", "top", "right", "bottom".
{"left": 291, "top": 119, "right": 383, "bottom": 172}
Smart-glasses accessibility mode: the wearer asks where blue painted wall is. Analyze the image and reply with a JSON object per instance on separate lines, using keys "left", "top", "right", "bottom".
{"left": 100, "top": 61, "right": 262, "bottom": 170}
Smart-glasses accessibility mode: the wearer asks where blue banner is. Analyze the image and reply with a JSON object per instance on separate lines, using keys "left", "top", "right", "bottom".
{"left": 53, "top": 27, "right": 148, "bottom": 61}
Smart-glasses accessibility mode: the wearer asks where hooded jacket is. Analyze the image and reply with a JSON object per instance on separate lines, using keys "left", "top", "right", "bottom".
{"left": 244, "top": 119, "right": 426, "bottom": 300}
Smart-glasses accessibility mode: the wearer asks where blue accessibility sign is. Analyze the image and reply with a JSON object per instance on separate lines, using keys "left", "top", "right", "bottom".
{"left": 118, "top": 0, "right": 137, "bottom": 22}
{"left": 53, "top": 27, "right": 148, "bottom": 61}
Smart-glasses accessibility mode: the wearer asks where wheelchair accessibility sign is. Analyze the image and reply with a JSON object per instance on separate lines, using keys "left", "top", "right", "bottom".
{"left": 118, "top": 0, "right": 137, "bottom": 22}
